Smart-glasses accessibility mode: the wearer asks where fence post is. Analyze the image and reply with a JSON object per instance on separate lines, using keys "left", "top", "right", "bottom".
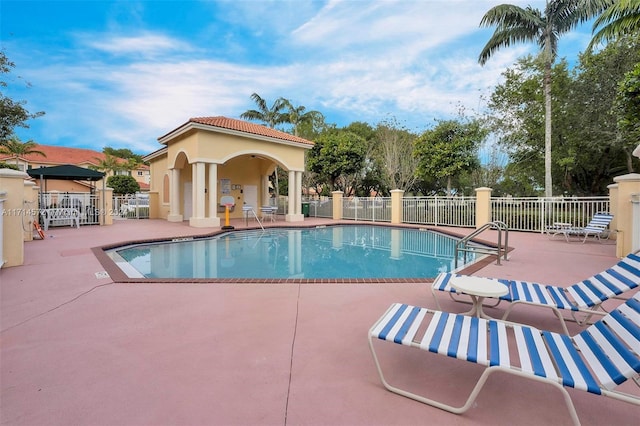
{"left": 0, "top": 169, "right": 29, "bottom": 267}
{"left": 608, "top": 183, "right": 618, "bottom": 236}
{"left": 332, "top": 191, "right": 343, "bottom": 220}
{"left": 98, "top": 187, "right": 114, "bottom": 226}
{"left": 475, "top": 187, "right": 492, "bottom": 229}
{"left": 612, "top": 173, "right": 640, "bottom": 258}
{"left": 390, "top": 189, "right": 404, "bottom": 224}
{"left": 632, "top": 193, "right": 640, "bottom": 253}
{"left": 148, "top": 191, "right": 160, "bottom": 219}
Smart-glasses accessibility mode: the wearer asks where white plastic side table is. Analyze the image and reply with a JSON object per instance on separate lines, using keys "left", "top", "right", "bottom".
{"left": 449, "top": 276, "right": 509, "bottom": 319}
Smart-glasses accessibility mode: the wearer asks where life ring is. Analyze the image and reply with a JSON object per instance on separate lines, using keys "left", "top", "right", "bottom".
{"left": 34, "top": 222, "right": 45, "bottom": 240}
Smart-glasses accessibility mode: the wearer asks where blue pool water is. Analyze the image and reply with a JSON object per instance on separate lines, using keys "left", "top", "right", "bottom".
{"left": 111, "top": 225, "right": 476, "bottom": 280}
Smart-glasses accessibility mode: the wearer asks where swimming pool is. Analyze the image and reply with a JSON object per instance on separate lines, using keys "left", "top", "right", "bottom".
{"left": 107, "top": 225, "right": 478, "bottom": 281}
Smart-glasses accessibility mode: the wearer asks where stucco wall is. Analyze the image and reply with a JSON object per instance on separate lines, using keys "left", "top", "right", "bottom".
{"left": 148, "top": 154, "right": 170, "bottom": 219}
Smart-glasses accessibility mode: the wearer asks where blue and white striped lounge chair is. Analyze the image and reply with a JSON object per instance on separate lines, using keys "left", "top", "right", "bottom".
{"left": 432, "top": 251, "right": 640, "bottom": 334}
{"left": 549, "top": 212, "right": 614, "bottom": 243}
{"left": 368, "top": 292, "right": 640, "bottom": 425}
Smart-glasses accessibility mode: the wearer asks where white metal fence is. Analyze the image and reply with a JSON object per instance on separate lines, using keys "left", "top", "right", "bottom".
{"left": 37, "top": 191, "right": 609, "bottom": 232}
{"left": 341, "top": 197, "right": 391, "bottom": 222}
{"left": 403, "top": 196, "right": 476, "bottom": 227}
{"left": 39, "top": 192, "right": 101, "bottom": 226}
{"left": 113, "top": 194, "right": 150, "bottom": 219}
{"left": 36, "top": 192, "right": 152, "bottom": 228}
{"left": 304, "top": 195, "right": 610, "bottom": 233}
{"left": 491, "top": 197, "right": 610, "bottom": 232}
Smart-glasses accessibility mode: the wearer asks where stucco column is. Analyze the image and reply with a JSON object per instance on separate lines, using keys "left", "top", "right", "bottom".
{"left": 262, "top": 174, "right": 270, "bottom": 206}
{"left": 297, "top": 171, "right": 303, "bottom": 213}
{"left": 0, "top": 169, "right": 29, "bottom": 267}
{"left": 195, "top": 162, "right": 205, "bottom": 218}
{"left": 286, "top": 170, "right": 304, "bottom": 222}
{"left": 168, "top": 168, "right": 183, "bottom": 222}
{"left": 612, "top": 173, "right": 640, "bottom": 257}
{"left": 475, "top": 187, "right": 493, "bottom": 229}
{"left": 631, "top": 193, "right": 640, "bottom": 253}
{"left": 190, "top": 162, "right": 219, "bottom": 228}
{"left": 207, "top": 163, "right": 220, "bottom": 225}
{"left": 332, "top": 191, "right": 343, "bottom": 220}
{"left": 97, "top": 187, "right": 114, "bottom": 226}
{"left": 192, "top": 163, "right": 201, "bottom": 218}
{"left": 287, "top": 170, "right": 295, "bottom": 216}
{"left": 390, "top": 189, "right": 404, "bottom": 224}
{"left": 607, "top": 183, "right": 618, "bottom": 237}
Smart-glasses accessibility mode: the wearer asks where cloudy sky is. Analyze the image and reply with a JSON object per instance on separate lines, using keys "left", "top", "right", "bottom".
{"left": 2, "top": 0, "right": 597, "bottom": 155}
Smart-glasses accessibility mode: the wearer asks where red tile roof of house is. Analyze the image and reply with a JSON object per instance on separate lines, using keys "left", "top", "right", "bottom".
{"left": 158, "top": 116, "right": 314, "bottom": 146}
{"left": 0, "top": 144, "right": 124, "bottom": 166}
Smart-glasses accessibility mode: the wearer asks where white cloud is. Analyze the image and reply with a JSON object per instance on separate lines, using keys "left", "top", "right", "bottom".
{"left": 6, "top": 0, "right": 586, "bottom": 154}
{"left": 80, "top": 32, "right": 193, "bottom": 56}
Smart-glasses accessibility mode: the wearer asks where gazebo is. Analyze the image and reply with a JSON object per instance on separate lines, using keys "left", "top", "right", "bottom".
{"left": 27, "top": 164, "right": 105, "bottom": 184}
{"left": 144, "top": 116, "right": 314, "bottom": 228}
{"left": 27, "top": 164, "right": 107, "bottom": 222}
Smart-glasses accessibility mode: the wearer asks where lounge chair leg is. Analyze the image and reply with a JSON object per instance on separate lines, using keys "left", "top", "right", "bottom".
{"left": 501, "top": 303, "right": 571, "bottom": 335}
{"left": 369, "top": 337, "right": 581, "bottom": 425}
{"left": 368, "top": 337, "right": 490, "bottom": 415}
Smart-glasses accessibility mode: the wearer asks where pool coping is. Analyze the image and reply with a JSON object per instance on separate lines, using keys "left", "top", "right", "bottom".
{"left": 92, "top": 222, "right": 508, "bottom": 283}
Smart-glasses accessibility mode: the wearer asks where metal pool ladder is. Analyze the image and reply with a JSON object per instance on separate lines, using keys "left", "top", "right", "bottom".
{"left": 242, "top": 205, "right": 264, "bottom": 230}
{"left": 455, "top": 220, "right": 509, "bottom": 268}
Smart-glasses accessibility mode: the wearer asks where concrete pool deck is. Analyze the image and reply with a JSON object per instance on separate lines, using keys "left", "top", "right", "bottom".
{"left": 1, "top": 218, "right": 637, "bottom": 425}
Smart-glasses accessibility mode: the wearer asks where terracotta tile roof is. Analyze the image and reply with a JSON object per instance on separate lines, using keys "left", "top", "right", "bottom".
{"left": 0, "top": 144, "right": 125, "bottom": 166}
{"left": 160, "top": 116, "right": 314, "bottom": 146}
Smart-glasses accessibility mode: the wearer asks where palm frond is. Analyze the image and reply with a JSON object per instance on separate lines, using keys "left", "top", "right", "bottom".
{"left": 478, "top": 5, "right": 543, "bottom": 64}
{"left": 589, "top": 0, "right": 640, "bottom": 49}
{"left": 479, "top": 4, "right": 541, "bottom": 28}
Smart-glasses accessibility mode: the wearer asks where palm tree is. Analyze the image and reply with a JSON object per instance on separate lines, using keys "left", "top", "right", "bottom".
{"left": 92, "top": 153, "right": 123, "bottom": 175}
{"left": 0, "top": 135, "right": 46, "bottom": 170}
{"left": 240, "top": 93, "right": 288, "bottom": 128}
{"left": 478, "top": 1, "right": 608, "bottom": 197}
{"left": 588, "top": 0, "right": 640, "bottom": 50}
{"left": 241, "top": 93, "right": 301, "bottom": 203}
{"left": 281, "top": 100, "right": 323, "bottom": 136}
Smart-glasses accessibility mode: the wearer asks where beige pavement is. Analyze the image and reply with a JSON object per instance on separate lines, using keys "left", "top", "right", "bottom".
{"left": 1, "top": 218, "right": 637, "bottom": 426}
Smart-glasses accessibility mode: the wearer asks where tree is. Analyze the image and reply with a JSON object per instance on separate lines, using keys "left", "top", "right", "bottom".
{"left": 0, "top": 51, "right": 44, "bottom": 143}
{"left": 413, "top": 119, "right": 485, "bottom": 195}
{"left": 470, "top": 143, "right": 509, "bottom": 194}
{"left": 569, "top": 35, "right": 640, "bottom": 178}
{"left": 306, "top": 130, "right": 366, "bottom": 195}
{"left": 103, "top": 147, "right": 145, "bottom": 164}
{"left": 487, "top": 38, "right": 640, "bottom": 195}
{"left": 617, "top": 62, "right": 640, "bottom": 161}
{"left": 107, "top": 175, "right": 139, "bottom": 195}
{"left": 0, "top": 161, "right": 19, "bottom": 170}
{"left": 0, "top": 135, "right": 46, "bottom": 170}
{"left": 589, "top": 0, "right": 640, "bottom": 50}
{"left": 92, "top": 153, "right": 124, "bottom": 174}
{"left": 374, "top": 118, "right": 420, "bottom": 194}
{"left": 240, "top": 93, "right": 288, "bottom": 128}
{"left": 478, "top": 1, "right": 607, "bottom": 197}
{"left": 241, "top": 93, "right": 292, "bottom": 201}
{"left": 281, "top": 100, "right": 323, "bottom": 136}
